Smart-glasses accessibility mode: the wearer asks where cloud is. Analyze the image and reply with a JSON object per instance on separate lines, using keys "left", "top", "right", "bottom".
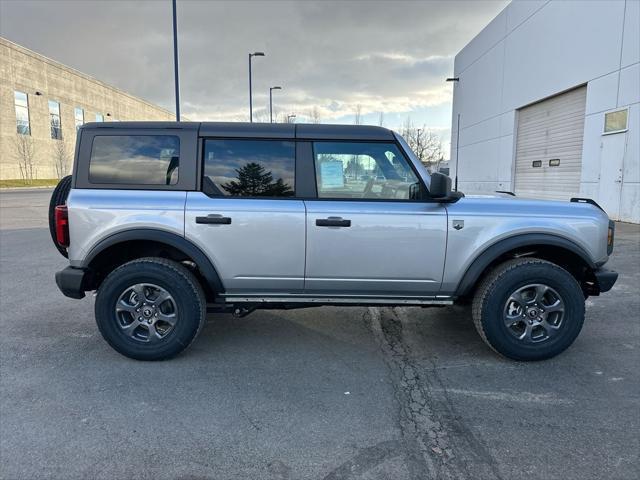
{"left": 0, "top": 0, "right": 507, "bottom": 132}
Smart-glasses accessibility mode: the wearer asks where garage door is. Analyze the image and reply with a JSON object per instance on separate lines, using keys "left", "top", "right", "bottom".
{"left": 514, "top": 86, "right": 586, "bottom": 200}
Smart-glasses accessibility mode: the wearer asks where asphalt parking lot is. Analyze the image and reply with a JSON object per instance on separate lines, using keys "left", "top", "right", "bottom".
{"left": 1, "top": 188, "right": 638, "bottom": 480}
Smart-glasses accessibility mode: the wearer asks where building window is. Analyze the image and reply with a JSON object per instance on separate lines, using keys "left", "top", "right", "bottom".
{"left": 89, "top": 135, "right": 180, "bottom": 185}
{"left": 95, "top": 113, "right": 104, "bottom": 122}
{"left": 49, "top": 100, "right": 62, "bottom": 140}
{"left": 74, "top": 107, "right": 84, "bottom": 130}
{"left": 604, "top": 109, "right": 628, "bottom": 134}
{"left": 203, "top": 139, "right": 295, "bottom": 197}
{"left": 14, "top": 91, "right": 31, "bottom": 135}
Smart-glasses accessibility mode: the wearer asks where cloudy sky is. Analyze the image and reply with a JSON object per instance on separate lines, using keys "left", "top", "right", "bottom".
{"left": 0, "top": 0, "right": 506, "bottom": 155}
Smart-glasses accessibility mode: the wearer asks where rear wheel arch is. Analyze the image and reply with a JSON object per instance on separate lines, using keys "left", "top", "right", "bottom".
{"left": 455, "top": 233, "right": 596, "bottom": 298}
{"left": 83, "top": 229, "right": 224, "bottom": 299}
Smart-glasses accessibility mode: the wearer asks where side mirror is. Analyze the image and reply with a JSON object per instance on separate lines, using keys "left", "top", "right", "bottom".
{"left": 429, "top": 172, "right": 463, "bottom": 202}
{"left": 429, "top": 172, "right": 452, "bottom": 198}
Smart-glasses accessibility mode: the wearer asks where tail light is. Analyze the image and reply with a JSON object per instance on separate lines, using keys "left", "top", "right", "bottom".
{"left": 607, "top": 220, "right": 615, "bottom": 255}
{"left": 54, "top": 205, "right": 69, "bottom": 247}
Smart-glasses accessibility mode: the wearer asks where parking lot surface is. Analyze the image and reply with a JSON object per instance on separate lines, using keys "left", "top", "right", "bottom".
{"left": 1, "top": 188, "right": 638, "bottom": 480}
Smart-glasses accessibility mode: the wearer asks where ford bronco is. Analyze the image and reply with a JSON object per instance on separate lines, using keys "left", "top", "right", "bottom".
{"left": 51, "top": 122, "right": 617, "bottom": 361}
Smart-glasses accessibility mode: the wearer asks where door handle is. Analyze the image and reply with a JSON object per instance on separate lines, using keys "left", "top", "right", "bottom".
{"left": 316, "top": 217, "right": 351, "bottom": 227}
{"left": 196, "top": 214, "right": 232, "bottom": 225}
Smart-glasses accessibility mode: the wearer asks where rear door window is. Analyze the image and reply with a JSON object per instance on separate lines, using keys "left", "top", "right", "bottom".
{"left": 89, "top": 135, "right": 180, "bottom": 185}
{"left": 203, "top": 139, "right": 295, "bottom": 197}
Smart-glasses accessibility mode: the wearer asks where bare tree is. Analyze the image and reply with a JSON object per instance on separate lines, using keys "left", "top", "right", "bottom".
{"left": 253, "top": 110, "right": 269, "bottom": 123}
{"left": 14, "top": 134, "right": 37, "bottom": 184}
{"left": 378, "top": 111, "right": 385, "bottom": 127}
{"left": 309, "top": 106, "right": 321, "bottom": 124}
{"left": 353, "top": 104, "right": 362, "bottom": 125}
{"left": 53, "top": 139, "right": 71, "bottom": 179}
{"left": 400, "top": 118, "right": 444, "bottom": 171}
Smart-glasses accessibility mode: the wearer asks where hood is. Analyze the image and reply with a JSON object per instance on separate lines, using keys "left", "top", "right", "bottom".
{"left": 462, "top": 191, "right": 516, "bottom": 199}
{"left": 451, "top": 191, "right": 610, "bottom": 220}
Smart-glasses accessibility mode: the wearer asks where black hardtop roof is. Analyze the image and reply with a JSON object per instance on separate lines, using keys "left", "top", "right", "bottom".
{"left": 82, "top": 121, "right": 395, "bottom": 141}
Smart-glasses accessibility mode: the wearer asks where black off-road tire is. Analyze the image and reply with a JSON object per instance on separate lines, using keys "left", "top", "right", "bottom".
{"left": 48, "top": 175, "right": 72, "bottom": 257}
{"left": 472, "top": 258, "right": 585, "bottom": 361}
{"left": 95, "top": 257, "right": 207, "bottom": 361}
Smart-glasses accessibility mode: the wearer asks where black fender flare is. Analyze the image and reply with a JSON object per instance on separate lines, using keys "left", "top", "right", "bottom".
{"left": 454, "top": 233, "right": 596, "bottom": 297}
{"left": 83, "top": 229, "right": 225, "bottom": 293}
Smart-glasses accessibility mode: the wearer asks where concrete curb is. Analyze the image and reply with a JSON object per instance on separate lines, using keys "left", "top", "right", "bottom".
{"left": 0, "top": 186, "right": 55, "bottom": 192}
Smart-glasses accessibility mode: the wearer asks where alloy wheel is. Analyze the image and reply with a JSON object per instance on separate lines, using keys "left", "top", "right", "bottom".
{"left": 115, "top": 283, "right": 178, "bottom": 343}
{"left": 503, "top": 283, "right": 565, "bottom": 344}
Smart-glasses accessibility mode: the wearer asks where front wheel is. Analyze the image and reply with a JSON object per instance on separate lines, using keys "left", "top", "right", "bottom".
{"left": 95, "top": 257, "right": 206, "bottom": 360}
{"left": 472, "top": 258, "right": 585, "bottom": 361}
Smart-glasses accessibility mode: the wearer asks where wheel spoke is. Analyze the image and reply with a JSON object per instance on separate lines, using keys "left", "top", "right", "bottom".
{"left": 508, "top": 291, "right": 526, "bottom": 307}
{"left": 534, "top": 285, "right": 549, "bottom": 303}
{"left": 153, "top": 290, "right": 172, "bottom": 306}
{"left": 544, "top": 299, "right": 564, "bottom": 313}
{"left": 519, "top": 323, "right": 534, "bottom": 342}
{"left": 121, "top": 319, "right": 142, "bottom": 337}
{"left": 157, "top": 312, "right": 177, "bottom": 326}
{"left": 146, "top": 323, "right": 162, "bottom": 343}
{"left": 132, "top": 284, "right": 148, "bottom": 303}
{"left": 116, "top": 300, "right": 138, "bottom": 314}
{"left": 541, "top": 318, "right": 561, "bottom": 331}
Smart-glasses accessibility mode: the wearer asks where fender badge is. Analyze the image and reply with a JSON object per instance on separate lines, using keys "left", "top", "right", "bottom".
{"left": 453, "top": 220, "right": 464, "bottom": 230}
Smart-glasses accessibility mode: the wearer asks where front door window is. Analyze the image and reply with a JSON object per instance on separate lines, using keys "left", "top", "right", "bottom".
{"left": 313, "top": 142, "right": 421, "bottom": 200}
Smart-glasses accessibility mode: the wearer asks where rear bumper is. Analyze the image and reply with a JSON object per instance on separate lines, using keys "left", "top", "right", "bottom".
{"left": 55, "top": 266, "right": 90, "bottom": 299}
{"left": 593, "top": 268, "right": 618, "bottom": 293}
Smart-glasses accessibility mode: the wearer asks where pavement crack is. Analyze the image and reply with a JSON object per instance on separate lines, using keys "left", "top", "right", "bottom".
{"left": 239, "top": 405, "right": 262, "bottom": 432}
{"left": 367, "top": 307, "right": 504, "bottom": 480}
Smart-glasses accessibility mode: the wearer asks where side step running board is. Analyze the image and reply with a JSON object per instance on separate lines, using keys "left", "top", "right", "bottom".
{"left": 217, "top": 295, "right": 454, "bottom": 306}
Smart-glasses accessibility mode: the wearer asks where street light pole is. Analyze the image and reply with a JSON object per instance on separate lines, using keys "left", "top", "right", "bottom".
{"left": 446, "top": 76, "right": 461, "bottom": 190}
{"left": 269, "top": 86, "right": 282, "bottom": 123}
{"left": 454, "top": 113, "right": 461, "bottom": 191}
{"left": 248, "top": 52, "right": 265, "bottom": 122}
{"left": 172, "top": 0, "right": 180, "bottom": 121}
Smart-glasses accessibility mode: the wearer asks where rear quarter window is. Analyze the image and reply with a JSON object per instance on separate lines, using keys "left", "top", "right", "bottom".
{"left": 202, "top": 139, "right": 295, "bottom": 197}
{"left": 89, "top": 135, "right": 180, "bottom": 185}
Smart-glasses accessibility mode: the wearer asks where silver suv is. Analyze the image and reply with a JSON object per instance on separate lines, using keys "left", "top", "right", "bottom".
{"left": 51, "top": 122, "right": 617, "bottom": 361}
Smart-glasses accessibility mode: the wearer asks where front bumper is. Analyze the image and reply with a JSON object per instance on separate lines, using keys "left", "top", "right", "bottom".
{"left": 55, "top": 266, "right": 91, "bottom": 299}
{"left": 593, "top": 268, "right": 618, "bottom": 293}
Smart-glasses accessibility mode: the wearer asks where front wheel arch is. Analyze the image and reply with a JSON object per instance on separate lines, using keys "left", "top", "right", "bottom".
{"left": 455, "top": 234, "right": 596, "bottom": 299}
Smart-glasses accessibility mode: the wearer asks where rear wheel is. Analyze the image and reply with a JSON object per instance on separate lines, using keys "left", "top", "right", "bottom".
{"left": 472, "top": 258, "right": 585, "bottom": 361}
{"left": 95, "top": 257, "right": 206, "bottom": 360}
{"left": 48, "top": 175, "right": 72, "bottom": 257}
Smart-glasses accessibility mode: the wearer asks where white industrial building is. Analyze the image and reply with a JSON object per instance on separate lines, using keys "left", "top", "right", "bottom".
{"left": 450, "top": 0, "right": 639, "bottom": 223}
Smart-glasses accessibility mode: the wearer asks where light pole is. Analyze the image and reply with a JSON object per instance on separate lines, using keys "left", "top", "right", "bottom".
{"left": 172, "top": 0, "right": 180, "bottom": 121}
{"left": 248, "top": 52, "right": 265, "bottom": 122}
{"left": 269, "top": 86, "right": 282, "bottom": 123}
{"left": 287, "top": 113, "right": 296, "bottom": 124}
{"left": 446, "top": 76, "right": 460, "bottom": 190}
